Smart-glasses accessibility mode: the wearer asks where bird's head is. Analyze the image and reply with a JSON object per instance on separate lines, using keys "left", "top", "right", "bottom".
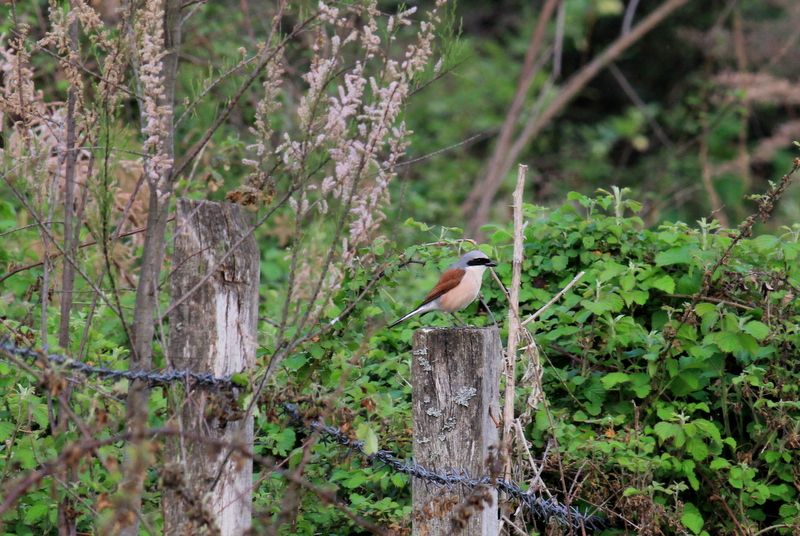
{"left": 452, "top": 250, "right": 498, "bottom": 270}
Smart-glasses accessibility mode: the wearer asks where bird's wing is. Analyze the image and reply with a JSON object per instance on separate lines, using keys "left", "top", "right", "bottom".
{"left": 420, "top": 268, "right": 465, "bottom": 306}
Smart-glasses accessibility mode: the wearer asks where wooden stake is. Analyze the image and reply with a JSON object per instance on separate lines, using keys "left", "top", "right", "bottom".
{"left": 412, "top": 327, "right": 501, "bottom": 536}
{"left": 163, "top": 199, "right": 259, "bottom": 535}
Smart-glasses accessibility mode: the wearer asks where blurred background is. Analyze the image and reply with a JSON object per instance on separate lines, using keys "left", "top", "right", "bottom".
{"left": 26, "top": 0, "right": 799, "bottom": 237}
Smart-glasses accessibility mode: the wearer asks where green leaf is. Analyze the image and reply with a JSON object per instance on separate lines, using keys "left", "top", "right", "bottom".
{"left": 654, "top": 422, "right": 684, "bottom": 445}
{"left": 706, "top": 332, "right": 740, "bottom": 353}
{"left": 743, "top": 320, "right": 770, "bottom": 341}
{"left": 551, "top": 255, "right": 568, "bottom": 271}
{"left": 600, "top": 372, "right": 630, "bottom": 389}
{"left": 648, "top": 274, "right": 675, "bottom": 293}
{"left": 23, "top": 503, "right": 49, "bottom": 525}
{"left": 356, "top": 423, "right": 379, "bottom": 455}
{"left": 681, "top": 502, "right": 704, "bottom": 534}
{"left": 0, "top": 421, "right": 15, "bottom": 442}
{"left": 686, "top": 437, "right": 709, "bottom": 461}
{"left": 230, "top": 373, "right": 249, "bottom": 387}
{"left": 751, "top": 234, "right": 779, "bottom": 253}
{"left": 709, "top": 458, "right": 730, "bottom": 470}
{"left": 655, "top": 246, "right": 693, "bottom": 266}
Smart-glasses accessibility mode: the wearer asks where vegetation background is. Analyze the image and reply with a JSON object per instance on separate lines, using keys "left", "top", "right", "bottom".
{"left": 0, "top": 0, "right": 799, "bottom": 534}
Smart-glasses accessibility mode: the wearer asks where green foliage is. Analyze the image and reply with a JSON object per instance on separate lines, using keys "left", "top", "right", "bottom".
{"left": 470, "top": 189, "right": 799, "bottom": 533}
{"left": 247, "top": 188, "right": 800, "bottom": 534}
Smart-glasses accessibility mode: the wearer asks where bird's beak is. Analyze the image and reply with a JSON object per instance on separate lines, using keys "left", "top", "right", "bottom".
{"left": 486, "top": 260, "right": 498, "bottom": 268}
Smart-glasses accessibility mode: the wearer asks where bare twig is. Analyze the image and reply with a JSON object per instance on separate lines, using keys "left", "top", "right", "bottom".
{"left": 502, "top": 165, "right": 527, "bottom": 482}
{"left": 522, "top": 271, "right": 586, "bottom": 326}
{"left": 467, "top": 0, "right": 692, "bottom": 235}
{"left": 462, "top": 0, "right": 559, "bottom": 221}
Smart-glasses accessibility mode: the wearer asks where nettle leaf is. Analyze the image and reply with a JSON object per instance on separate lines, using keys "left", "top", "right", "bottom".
{"left": 647, "top": 274, "right": 675, "bottom": 293}
{"left": 686, "top": 437, "right": 709, "bottom": 461}
{"left": 750, "top": 234, "right": 779, "bottom": 253}
{"left": 622, "top": 289, "right": 649, "bottom": 306}
{"left": 705, "top": 332, "right": 740, "bottom": 353}
{"left": 23, "top": 502, "right": 50, "bottom": 525}
{"left": 619, "top": 273, "right": 636, "bottom": 291}
{"left": 551, "top": 255, "right": 568, "bottom": 271}
{"left": 629, "top": 373, "right": 652, "bottom": 397}
{"left": 710, "top": 458, "right": 730, "bottom": 470}
{"left": 743, "top": 320, "right": 770, "bottom": 341}
{"left": 683, "top": 459, "right": 700, "bottom": 490}
{"left": 600, "top": 372, "right": 630, "bottom": 389}
{"left": 0, "top": 421, "right": 15, "bottom": 442}
{"left": 655, "top": 246, "right": 693, "bottom": 266}
{"left": 582, "top": 293, "right": 624, "bottom": 315}
{"left": 654, "top": 422, "right": 685, "bottom": 446}
{"left": 681, "top": 502, "right": 704, "bottom": 534}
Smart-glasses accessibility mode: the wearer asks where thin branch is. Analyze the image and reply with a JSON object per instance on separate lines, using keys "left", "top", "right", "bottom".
{"left": 467, "top": 0, "right": 692, "bottom": 235}
{"left": 522, "top": 270, "right": 586, "bottom": 326}
{"left": 502, "top": 164, "right": 526, "bottom": 481}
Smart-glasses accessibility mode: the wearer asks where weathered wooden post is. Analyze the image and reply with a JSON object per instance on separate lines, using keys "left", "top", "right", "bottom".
{"left": 163, "top": 199, "right": 259, "bottom": 535}
{"left": 412, "top": 327, "right": 501, "bottom": 535}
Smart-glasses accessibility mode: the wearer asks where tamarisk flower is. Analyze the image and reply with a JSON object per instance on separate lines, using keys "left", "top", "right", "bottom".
{"left": 136, "top": 0, "right": 173, "bottom": 190}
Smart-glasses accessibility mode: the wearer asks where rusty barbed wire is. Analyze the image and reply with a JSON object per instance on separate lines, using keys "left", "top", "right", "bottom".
{"left": 283, "top": 403, "right": 606, "bottom": 531}
{"left": 0, "top": 339, "right": 606, "bottom": 530}
{"left": 0, "top": 339, "right": 235, "bottom": 389}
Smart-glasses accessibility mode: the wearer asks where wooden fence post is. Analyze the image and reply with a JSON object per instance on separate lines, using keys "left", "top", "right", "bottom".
{"left": 412, "top": 327, "right": 501, "bottom": 536}
{"left": 163, "top": 199, "right": 259, "bottom": 535}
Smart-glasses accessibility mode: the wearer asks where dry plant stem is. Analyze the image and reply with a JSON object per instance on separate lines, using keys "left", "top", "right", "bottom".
{"left": 513, "top": 419, "right": 551, "bottom": 497}
{"left": 522, "top": 270, "right": 585, "bottom": 326}
{"left": 502, "top": 165, "right": 527, "bottom": 482}
{"left": 171, "top": 11, "right": 315, "bottom": 180}
{"left": 119, "top": 1, "right": 182, "bottom": 534}
{"left": 462, "top": 0, "right": 558, "bottom": 218}
{"left": 467, "top": 0, "right": 691, "bottom": 235}
{"left": 0, "top": 219, "right": 175, "bottom": 285}
{"left": 56, "top": 10, "right": 81, "bottom": 535}
{"left": 1, "top": 177, "right": 127, "bottom": 325}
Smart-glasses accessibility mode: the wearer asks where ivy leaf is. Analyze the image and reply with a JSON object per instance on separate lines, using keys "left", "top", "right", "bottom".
{"left": 681, "top": 502, "right": 704, "bottom": 534}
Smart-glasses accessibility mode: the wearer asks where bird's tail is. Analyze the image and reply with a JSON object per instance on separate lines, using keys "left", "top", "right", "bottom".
{"left": 387, "top": 302, "right": 437, "bottom": 328}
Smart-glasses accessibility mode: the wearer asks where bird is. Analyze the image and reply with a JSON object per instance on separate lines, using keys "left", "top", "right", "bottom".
{"left": 388, "top": 250, "right": 497, "bottom": 328}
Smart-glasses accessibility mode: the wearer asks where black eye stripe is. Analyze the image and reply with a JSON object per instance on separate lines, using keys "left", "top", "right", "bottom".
{"left": 467, "top": 258, "right": 489, "bottom": 266}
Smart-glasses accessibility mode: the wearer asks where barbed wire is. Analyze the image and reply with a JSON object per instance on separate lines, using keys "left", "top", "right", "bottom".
{"left": 0, "top": 339, "right": 235, "bottom": 389}
{"left": 283, "top": 403, "right": 606, "bottom": 532}
{"left": 0, "top": 339, "right": 606, "bottom": 530}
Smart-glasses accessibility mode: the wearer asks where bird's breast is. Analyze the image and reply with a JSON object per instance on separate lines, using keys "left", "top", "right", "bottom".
{"left": 439, "top": 268, "right": 483, "bottom": 312}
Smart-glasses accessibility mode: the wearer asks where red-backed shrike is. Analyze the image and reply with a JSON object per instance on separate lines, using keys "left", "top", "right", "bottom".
{"left": 388, "top": 250, "right": 497, "bottom": 328}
